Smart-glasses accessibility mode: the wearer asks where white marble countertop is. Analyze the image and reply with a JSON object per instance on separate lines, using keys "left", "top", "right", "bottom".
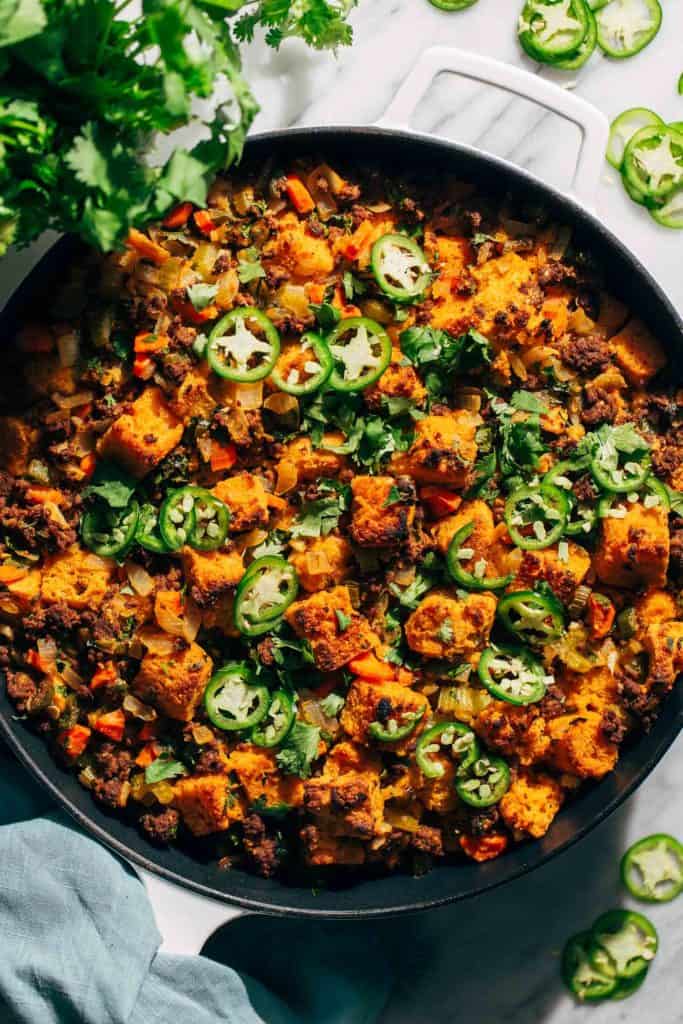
{"left": 2, "top": 2, "right": 682, "bottom": 1021}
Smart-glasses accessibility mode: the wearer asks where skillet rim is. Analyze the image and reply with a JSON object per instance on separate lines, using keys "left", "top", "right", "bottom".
{"left": 0, "top": 123, "right": 681, "bottom": 918}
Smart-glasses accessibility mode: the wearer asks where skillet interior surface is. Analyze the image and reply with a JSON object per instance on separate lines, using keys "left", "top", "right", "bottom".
{"left": 1, "top": 126, "right": 681, "bottom": 917}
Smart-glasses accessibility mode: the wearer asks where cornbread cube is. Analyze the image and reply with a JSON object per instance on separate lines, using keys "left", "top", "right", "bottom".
{"left": 349, "top": 475, "right": 415, "bottom": 548}
{"left": 284, "top": 585, "right": 378, "bottom": 672}
{"left": 411, "top": 758, "right": 458, "bottom": 814}
{"left": 212, "top": 472, "right": 269, "bottom": 533}
{"left": 499, "top": 770, "right": 564, "bottom": 839}
{"left": 473, "top": 704, "right": 550, "bottom": 768}
{"left": 558, "top": 667, "right": 619, "bottom": 715}
{"left": 642, "top": 621, "right": 683, "bottom": 690}
{"left": 509, "top": 541, "right": 592, "bottom": 604}
{"left": 0, "top": 416, "right": 35, "bottom": 475}
{"left": 168, "top": 370, "right": 217, "bottom": 423}
{"left": 390, "top": 412, "right": 478, "bottom": 486}
{"left": 364, "top": 347, "right": 427, "bottom": 409}
{"left": 432, "top": 500, "right": 494, "bottom": 556}
{"left": 546, "top": 712, "right": 618, "bottom": 779}
{"left": 0, "top": 569, "right": 42, "bottom": 614}
{"left": 265, "top": 212, "right": 334, "bottom": 279}
{"left": 404, "top": 589, "right": 496, "bottom": 661}
{"left": 611, "top": 317, "right": 667, "bottom": 386}
{"left": 289, "top": 535, "right": 353, "bottom": 592}
{"left": 278, "top": 434, "right": 348, "bottom": 483}
{"left": 97, "top": 386, "right": 183, "bottom": 479}
{"left": 304, "top": 741, "right": 384, "bottom": 838}
{"left": 635, "top": 588, "right": 678, "bottom": 626}
{"left": 340, "top": 680, "right": 429, "bottom": 755}
{"left": 172, "top": 775, "right": 244, "bottom": 837}
{"left": 181, "top": 546, "right": 244, "bottom": 608}
{"left": 201, "top": 593, "right": 240, "bottom": 637}
{"left": 132, "top": 636, "right": 212, "bottom": 721}
{"left": 227, "top": 745, "right": 304, "bottom": 810}
{"left": 594, "top": 503, "right": 669, "bottom": 588}
{"left": 41, "top": 548, "right": 113, "bottom": 610}
{"left": 300, "top": 824, "right": 365, "bottom": 866}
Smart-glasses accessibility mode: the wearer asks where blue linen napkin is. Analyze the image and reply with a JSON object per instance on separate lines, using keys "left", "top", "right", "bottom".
{"left": 0, "top": 747, "right": 395, "bottom": 1024}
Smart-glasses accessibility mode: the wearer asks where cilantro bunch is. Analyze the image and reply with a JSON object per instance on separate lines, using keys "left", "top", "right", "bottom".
{"left": 0, "top": 0, "right": 357, "bottom": 254}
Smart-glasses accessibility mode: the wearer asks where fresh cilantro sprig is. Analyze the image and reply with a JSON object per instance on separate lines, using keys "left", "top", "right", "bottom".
{"left": 0, "top": 0, "right": 357, "bottom": 254}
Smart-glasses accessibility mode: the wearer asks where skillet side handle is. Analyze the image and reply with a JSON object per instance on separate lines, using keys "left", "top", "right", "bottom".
{"left": 376, "top": 46, "right": 609, "bottom": 211}
{"left": 138, "top": 866, "right": 245, "bottom": 955}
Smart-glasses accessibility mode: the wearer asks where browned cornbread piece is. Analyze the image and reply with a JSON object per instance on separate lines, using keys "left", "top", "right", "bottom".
{"left": 97, "top": 386, "right": 183, "bottom": 479}
{"left": 132, "top": 635, "right": 213, "bottom": 721}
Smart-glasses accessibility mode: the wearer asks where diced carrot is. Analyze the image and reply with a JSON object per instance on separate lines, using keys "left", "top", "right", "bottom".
{"left": 587, "top": 594, "right": 616, "bottom": 639}
{"left": 138, "top": 721, "right": 158, "bottom": 742}
{"left": 133, "top": 354, "right": 155, "bottom": 380}
{"left": 155, "top": 589, "right": 183, "bottom": 624}
{"left": 210, "top": 441, "right": 238, "bottom": 473}
{"left": 0, "top": 564, "right": 28, "bottom": 585}
{"left": 331, "top": 286, "right": 361, "bottom": 319}
{"left": 170, "top": 296, "right": 219, "bottom": 325}
{"left": 90, "top": 661, "right": 118, "bottom": 691}
{"left": 460, "top": 833, "right": 508, "bottom": 862}
{"left": 336, "top": 220, "right": 375, "bottom": 262}
{"left": 420, "top": 486, "right": 462, "bottom": 519}
{"left": 348, "top": 651, "right": 395, "bottom": 682}
{"left": 58, "top": 725, "right": 91, "bottom": 759}
{"left": 306, "top": 283, "right": 326, "bottom": 304}
{"left": 26, "top": 649, "right": 50, "bottom": 674}
{"left": 162, "top": 202, "right": 194, "bottom": 229}
{"left": 285, "top": 175, "right": 315, "bottom": 215}
{"left": 126, "top": 228, "right": 170, "bottom": 265}
{"left": 79, "top": 453, "right": 97, "bottom": 479}
{"left": 134, "top": 331, "right": 169, "bottom": 355}
{"left": 194, "top": 210, "right": 215, "bottom": 236}
{"left": 90, "top": 708, "right": 126, "bottom": 743}
{"left": 24, "top": 486, "right": 66, "bottom": 507}
{"left": 135, "top": 741, "right": 161, "bottom": 767}
{"left": 17, "top": 324, "right": 54, "bottom": 353}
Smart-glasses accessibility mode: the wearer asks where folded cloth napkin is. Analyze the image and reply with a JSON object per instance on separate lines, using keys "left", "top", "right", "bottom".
{"left": 0, "top": 746, "right": 395, "bottom": 1024}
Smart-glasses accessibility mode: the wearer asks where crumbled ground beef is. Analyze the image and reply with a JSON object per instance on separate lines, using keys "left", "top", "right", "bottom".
{"left": 140, "top": 808, "right": 180, "bottom": 844}
{"left": 600, "top": 709, "right": 627, "bottom": 745}
{"left": 561, "top": 334, "right": 611, "bottom": 375}
{"left": 580, "top": 386, "right": 617, "bottom": 427}
{"left": 24, "top": 601, "right": 84, "bottom": 640}
{"left": 242, "top": 814, "right": 280, "bottom": 877}
{"left": 0, "top": 504, "right": 76, "bottom": 554}
{"left": 573, "top": 474, "right": 599, "bottom": 504}
{"left": 194, "top": 747, "right": 225, "bottom": 774}
{"left": 410, "top": 825, "right": 443, "bottom": 856}
{"left": 652, "top": 442, "right": 682, "bottom": 481}
{"left": 6, "top": 670, "right": 51, "bottom": 714}
{"left": 669, "top": 523, "right": 683, "bottom": 580}
{"left": 92, "top": 742, "right": 133, "bottom": 780}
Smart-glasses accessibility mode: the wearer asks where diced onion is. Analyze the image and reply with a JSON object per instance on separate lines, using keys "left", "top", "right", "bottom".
{"left": 384, "top": 807, "right": 421, "bottom": 833}
{"left": 61, "top": 664, "right": 84, "bottom": 689}
{"left": 276, "top": 284, "right": 310, "bottom": 318}
{"left": 57, "top": 330, "right": 80, "bottom": 368}
{"left": 155, "top": 593, "right": 186, "bottom": 637}
{"left": 126, "top": 562, "right": 155, "bottom": 597}
{"left": 137, "top": 627, "right": 176, "bottom": 655}
{"left": 231, "top": 381, "right": 263, "bottom": 410}
{"left": 191, "top": 724, "right": 214, "bottom": 744}
{"left": 52, "top": 390, "right": 95, "bottom": 409}
{"left": 393, "top": 565, "right": 416, "bottom": 586}
{"left": 548, "top": 225, "right": 572, "bottom": 261}
{"left": 275, "top": 458, "right": 298, "bottom": 495}
{"left": 182, "top": 596, "right": 202, "bottom": 643}
{"left": 37, "top": 637, "right": 57, "bottom": 667}
{"left": 123, "top": 694, "right": 157, "bottom": 721}
{"left": 508, "top": 353, "right": 528, "bottom": 381}
{"left": 196, "top": 434, "right": 213, "bottom": 463}
{"left": 235, "top": 528, "right": 269, "bottom": 554}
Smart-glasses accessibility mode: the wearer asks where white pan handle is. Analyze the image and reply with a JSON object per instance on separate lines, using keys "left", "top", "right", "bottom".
{"left": 376, "top": 46, "right": 608, "bottom": 210}
{"left": 138, "top": 866, "right": 245, "bottom": 955}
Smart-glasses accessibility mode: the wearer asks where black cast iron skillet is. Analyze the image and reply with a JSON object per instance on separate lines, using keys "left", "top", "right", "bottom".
{"left": 1, "top": 49, "right": 681, "bottom": 919}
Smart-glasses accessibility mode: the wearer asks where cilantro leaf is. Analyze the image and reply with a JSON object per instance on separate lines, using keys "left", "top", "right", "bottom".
{"left": 310, "top": 302, "right": 340, "bottom": 333}
{"left": 250, "top": 796, "right": 291, "bottom": 817}
{"left": 319, "top": 692, "right": 345, "bottom": 717}
{"left": 84, "top": 461, "right": 136, "bottom": 509}
{"left": 145, "top": 756, "right": 187, "bottom": 784}
{"left": 237, "top": 248, "right": 266, "bottom": 284}
{"left": 335, "top": 609, "right": 351, "bottom": 632}
{"left": 400, "top": 325, "right": 491, "bottom": 399}
{"left": 383, "top": 485, "right": 402, "bottom": 507}
{"left": 187, "top": 282, "right": 218, "bottom": 311}
{"left": 276, "top": 721, "right": 321, "bottom": 778}
{"left": 290, "top": 484, "right": 350, "bottom": 539}
{"left": 510, "top": 390, "right": 547, "bottom": 415}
